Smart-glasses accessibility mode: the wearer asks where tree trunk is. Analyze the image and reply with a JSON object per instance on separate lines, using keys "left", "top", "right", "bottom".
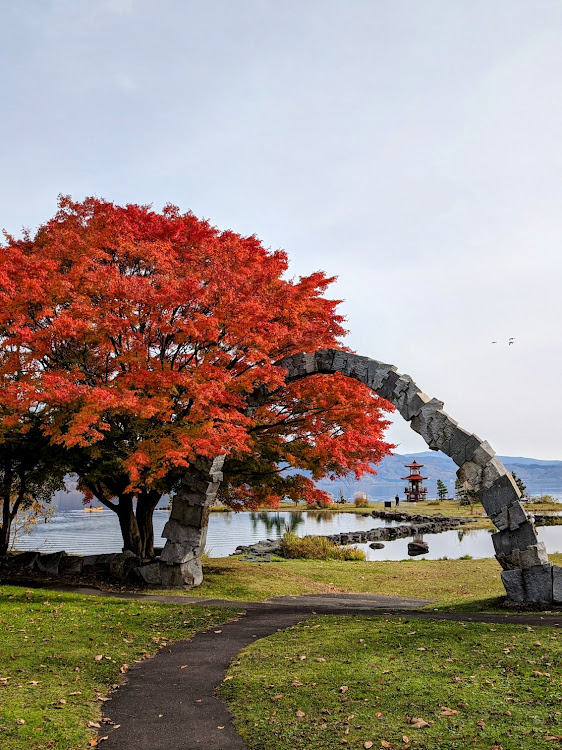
{"left": 0, "top": 517, "right": 10, "bottom": 558}
{"left": 0, "top": 456, "right": 15, "bottom": 557}
{"left": 136, "top": 490, "right": 161, "bottom": 560}
{"left": 116, "top": 495, "right": 143, "bottom": 557}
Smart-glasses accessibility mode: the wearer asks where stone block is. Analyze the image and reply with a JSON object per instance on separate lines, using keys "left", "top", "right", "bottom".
{"left": 470, "top": 440, "right": 496, "bottom": 467}
{"left": 456, "top": 461, "right": 483, "bottom": 490}
{"left": 490, "top": 501, "right": 529, "bottom": 532}
{"left": 82, "top": 553, "right": 119, "bottom": 567}
{"left": 377, "top": 370, "right": 401, "bottom": 400}
{"left": 159, "top": 539, "right": 199, "bottom": 565}
{"left": 180, "top": 475, "right": 215, "bottom": 495}
{"left": 501, "top": 569, "right": 525, "bottom": 602}
{"left": 396, "top": 387, "right": 431, "bottom": 421}
{"left": 159, "top": 559, "right": 203, "bottom": 587}
{"left": 36, "top": 551, "right": 67, "bottom": 575}
{"left": 409, "top": 405, "right": 451, "bottom": 449}
{"left": 367, "top": 363, "right": 397, "bottom": 392}
{"left": 444, "top": 426, "right": 475, "bottom": 463}
{"left": 519, "top": 542, "right": 549, "bottom": 569}
{"left": 314, "top": 349, "right": 337, "bottom": 373}
{"left": 496, "top": 542, "right": 549, "bottom": 570}
{"left": 522, "top": 564, "right": 553, "bottom": 603}
{"left": 7, "top": 551, "right": 38, "bottom": 569}
{"left": 492, "top": 520, "right": 540, "bottom": 556}
{"left": 451, "top": 432, "right": 483, "bottom": 466}
{"left": 109, "top": 550, "right": 140, "bottom": 578}
{"left": 136, "top": 562, "right": 163, "bottom": 586}
{"left": 59, "top": 556, "right": 84, "bottom": 575}
{"left": 553, "top": 565, "right": 562, "bottom": 603}
{"left": 481, "top": 458, "right": 509, "bottom": 491}
{"left": 170, "top": 501, "right": 206, "bottom": 527}
{"left": 478, "top": 473, "right": 521, "bottom": 516}
{"left": 162, "top": 518, "right": 204, "bottom": 546}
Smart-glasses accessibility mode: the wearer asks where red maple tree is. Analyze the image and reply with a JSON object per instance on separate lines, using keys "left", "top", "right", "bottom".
{"left": 0, "top": 197, "right": 393, "bottom": 558}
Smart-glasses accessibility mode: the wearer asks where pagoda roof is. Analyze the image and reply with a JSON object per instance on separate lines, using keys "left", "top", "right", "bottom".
{"left": 404, "top": 460, "right": 424, "bottom": 468}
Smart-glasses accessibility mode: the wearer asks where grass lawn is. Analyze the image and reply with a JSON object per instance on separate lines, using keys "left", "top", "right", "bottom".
{"left": 220, "top": 615, "right": 562, "bottom": 750}
{"left": 167, "top": 554, "right": 560, "bottom": 609}
{"left": 0, "top": 585, "right": 235, "bottom": 750}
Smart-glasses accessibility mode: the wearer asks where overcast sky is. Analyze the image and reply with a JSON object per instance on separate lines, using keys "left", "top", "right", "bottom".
{"left": 2, "top": 0, "right": 562, "bottom": 459}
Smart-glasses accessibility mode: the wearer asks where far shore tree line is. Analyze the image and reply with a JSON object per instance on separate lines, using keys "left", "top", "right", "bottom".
{"left": 0, "top": 197, "right": 395, "bottom": 559}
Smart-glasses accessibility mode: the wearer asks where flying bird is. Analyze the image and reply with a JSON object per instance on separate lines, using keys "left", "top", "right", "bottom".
{"left": 491, "top": 341, "right": 497, "bottom": 344}
{"left": 508, "top": 338, "right": 515, "bottom": 345}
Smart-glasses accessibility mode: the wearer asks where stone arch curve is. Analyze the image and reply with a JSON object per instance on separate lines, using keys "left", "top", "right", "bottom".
{"left": 156, "top": 349, "right": 561, "bottom": 604}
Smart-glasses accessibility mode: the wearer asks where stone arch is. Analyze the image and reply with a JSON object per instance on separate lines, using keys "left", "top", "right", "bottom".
{"left": 154, "top": 349, "right": 561, "bottom": 604}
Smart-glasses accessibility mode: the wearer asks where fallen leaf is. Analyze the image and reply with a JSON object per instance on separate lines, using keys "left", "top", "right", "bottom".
{"left": 476, "top": 720, "right": 486, "bottom": 729}
{"left": 295, "top": 710, "right": 305, "bottom": 718}
{"left": 223, "top": 676, "right": 233, "bottom": 681}
{"left": 402, "top": 736, "right": 410, "bottom": 743}
{"left": 87, "top": 721, "right": 101, "bottom": 728}
{"left": 339, "top": 686, "right": 349, "bottom": 693}
{"left": 411, "top": 718, "right": 430, "bottom": 729}
{"left": 381, "top": 741, "right": 392, "bottom": 748}
{"left": 292, "top": 680, "right": 303, "bottom": 687}
{"left": 417, "top": 647, "right": 426, "bottom": 651}
{"left": 316, "top": 657, "right": 326, "bottom": 662}
{"left": 94, "top": 655, "right": 103, "bottom": 662}
{"left": 363, "top": 742, "right": 373, "bottom": 749}
{"left": 441, "top": 706, "right": 459, "bottom": 716}
{"left": 16, "top": 719, "right": 25, "bottom": 725}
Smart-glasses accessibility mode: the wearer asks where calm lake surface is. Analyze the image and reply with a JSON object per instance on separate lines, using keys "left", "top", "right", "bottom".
{"left": 12, "top": 508, "right": 562, "bottom": 561}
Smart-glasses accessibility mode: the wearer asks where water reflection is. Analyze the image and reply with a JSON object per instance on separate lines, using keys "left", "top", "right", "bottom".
{"left": 12, "top": 508, "right": 562, "bottom": 561}
{"left": 250, "top": 511, "right": 304, "bottom": 534}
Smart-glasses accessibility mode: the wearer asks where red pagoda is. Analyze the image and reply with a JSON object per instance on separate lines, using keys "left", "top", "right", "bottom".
{"left": 402, "top": 460, "right": 428, "bottom": 502}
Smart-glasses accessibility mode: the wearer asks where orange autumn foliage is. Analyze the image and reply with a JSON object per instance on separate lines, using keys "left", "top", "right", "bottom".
{"left": 0, "top": 196, "right": 393, "bottom": 508}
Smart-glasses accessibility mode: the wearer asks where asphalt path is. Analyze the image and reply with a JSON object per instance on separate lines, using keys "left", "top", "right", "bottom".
{"left": 93, "top": 592, "right": 562, "bottom": 750}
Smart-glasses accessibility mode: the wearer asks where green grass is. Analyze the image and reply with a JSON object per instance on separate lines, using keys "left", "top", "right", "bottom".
{"left": 0, "top": 585, "right": 235, "bottom": 749}
{"left": 220, "top": 616, "right": 562, "bottom": 750}
{"left": 279, "top": 532, "right": 366, "bottom": 561}
{"left": 162, "top": 554, "right": 562, "bottom": 612}
{"left": 165, "top": 556, "right": 506, "bottom": 607}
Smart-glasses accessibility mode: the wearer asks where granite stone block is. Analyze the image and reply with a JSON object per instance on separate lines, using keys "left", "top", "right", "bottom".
{"left": 492, "top": 520, "right": 540, "bottom": 556}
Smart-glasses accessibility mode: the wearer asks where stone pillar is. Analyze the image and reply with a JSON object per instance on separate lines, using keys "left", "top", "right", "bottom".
{"left": 135, "top": 456, "right": 224, "bottom": 587}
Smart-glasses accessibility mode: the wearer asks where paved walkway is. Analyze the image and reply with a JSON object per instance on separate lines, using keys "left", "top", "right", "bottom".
{"left": 93, "top": 591, "right": 561, "bottom": 750}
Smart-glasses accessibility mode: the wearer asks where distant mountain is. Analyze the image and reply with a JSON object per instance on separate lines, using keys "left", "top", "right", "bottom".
{"left": 312, "top": 451, "right": 562, "bottom": 499}
{"left": 49, "top": 451, "right": 562, "bottom": 510}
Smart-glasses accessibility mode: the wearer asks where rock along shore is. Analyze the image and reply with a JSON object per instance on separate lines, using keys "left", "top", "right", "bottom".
{"left": 232, "top": 510, "right": 474, "bottom": 562}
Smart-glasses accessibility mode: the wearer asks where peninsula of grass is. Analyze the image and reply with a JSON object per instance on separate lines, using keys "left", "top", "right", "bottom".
{"left": 161, "top": 553, "right": 562, "bottom": 611}
{"left": 0, "top": 585, "right": 235, "bottom": 750}
{"left": 220, "top": 615, "right": 562, "bottom": 750}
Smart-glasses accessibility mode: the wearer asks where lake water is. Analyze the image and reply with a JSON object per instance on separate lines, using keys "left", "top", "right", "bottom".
{"left": 11, "top": 508, "right": 562, "bottom": 561}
